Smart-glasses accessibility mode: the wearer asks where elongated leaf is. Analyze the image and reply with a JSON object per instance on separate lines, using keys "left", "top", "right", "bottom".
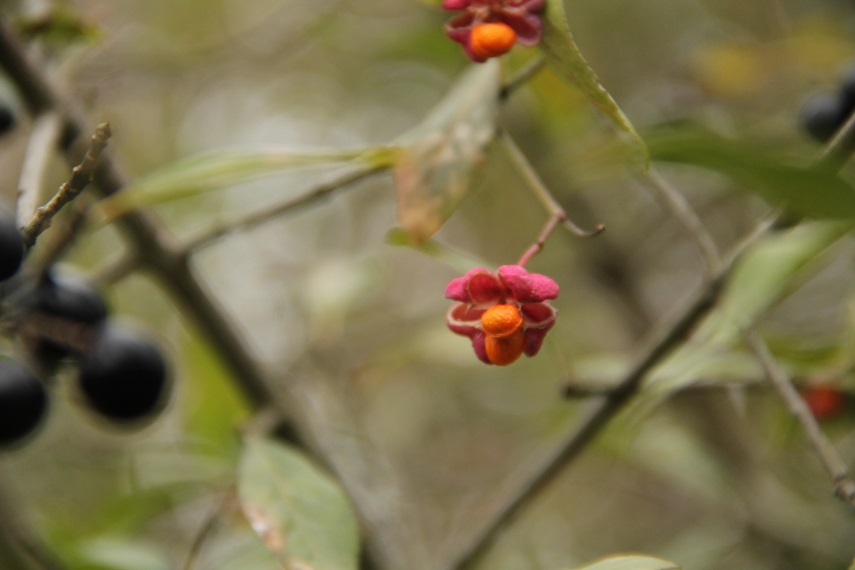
{"left": 717, "top": 221, "right": 852, "bottom": 337}
{"left": 540, "top": 0, "right": 647, "bottom": 167}
{"left": 649, "top": 129, "right": 855, "bottom": 220}
{"left": 393, "top": 60, "right": 501, "bottom": 243}
{"left": 93, "top": 146, "right": 397, "bottom": 223}
{"left": 569, "top": 554, "right": 680, "bottom": 570}
{"left": 238, "top": 436, "right": 360, "bottom": 570}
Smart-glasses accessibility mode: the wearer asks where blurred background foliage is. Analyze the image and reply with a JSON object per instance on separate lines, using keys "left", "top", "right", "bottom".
{"left": 0, "top": 0, "right": 854, "bottom": 569}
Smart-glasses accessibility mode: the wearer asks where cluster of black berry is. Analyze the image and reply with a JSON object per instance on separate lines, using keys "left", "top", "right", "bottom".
{"left": 0, "top": 211, "right": 169, "bottom": 448}
{"left": 801, "top": 65, "right": 855, "bottom": 143}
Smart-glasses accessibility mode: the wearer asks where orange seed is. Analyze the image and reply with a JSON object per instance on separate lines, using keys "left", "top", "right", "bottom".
{"left": 470, "top": 22, "right": 517, "bottom": 61}
{"left": 485, "top": 329, "right": 525, "bottom": 366}
{"left": 481, "top": 304, "right": 523, "bottom": 338}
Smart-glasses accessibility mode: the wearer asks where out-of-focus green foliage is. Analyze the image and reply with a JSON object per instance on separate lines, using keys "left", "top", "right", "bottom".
{"left": 238, "top": 437, "right": 360, "bottom": 570}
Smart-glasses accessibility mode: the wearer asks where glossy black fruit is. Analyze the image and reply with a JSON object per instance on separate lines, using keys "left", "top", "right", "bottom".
{"left": 78, "top": 324, "right": 168, "bottom": 423}
{"left": 0, "top": 361, "right": 47, "bottom": 446}
{"left": 0, "top": 212, "right": 23, "bottom": 281}
{"left": 30, "top": 273, "right": 108, "bottom": 325}
{"left": 0, "top": 106, "right": 14, "bottom": 137}
{"left": 24, "top": 273, "right": 109, "bottom": 367}
{"left": 801, "top": 92, "right": 849, "bottom": 143}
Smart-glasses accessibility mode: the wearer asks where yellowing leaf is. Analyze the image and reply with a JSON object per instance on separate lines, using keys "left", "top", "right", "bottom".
{"left": 393, "top": 60, "right": 501, "bottom": 243}
{"left": 238, "top": 437, "right": 360, "bottom": 570}
{"left": 540, "top": 0, "right": 648, "bottom": 167}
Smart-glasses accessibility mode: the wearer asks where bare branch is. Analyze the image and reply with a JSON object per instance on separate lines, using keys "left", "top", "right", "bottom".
{"left": 183, "top": 164, "right": 387, "bottom": 253}
{"left": 640, "top": 166, "right": 722, "bottom": 274}
{"left": 21, "top": 122, "right": 110, "bottom": 250}
{"left": 746, "top": 332, "right": 855, "bottom": 507}
{"left": 501, "top": 132, "right": 604, "bottom": 248}
{"left": 499, "top": 56, "right": 546, "bottom": 101}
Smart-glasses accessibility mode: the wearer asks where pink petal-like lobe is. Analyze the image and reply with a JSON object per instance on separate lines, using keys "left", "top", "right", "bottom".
{"left": 523, "top": 327, "right": 549, "bottom": 357}
{"left": 520, "top": 302, "right": 557, "bottom": 327}
{"left": 467, "top": 271, "right": 504, "bottom": 306}
{"left": 446, "top": 303, "right": 486, "bottom": 336}
{"left": 498, "top": 265, "right": 559, "bottom": 303}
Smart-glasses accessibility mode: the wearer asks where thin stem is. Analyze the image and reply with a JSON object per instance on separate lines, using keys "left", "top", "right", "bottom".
{"left": 640, "top": 166, "right": 722, "bottom": 274}
{"left": 516, "top": 212, "right": 562, "bottom": 267}
{"left": 746, "top": 332, "right": 855, "bottom": 507}
{"left": 501, "top": 131, "right": 604, "bottom": 239}
{"left": 499, "top": 56, "right": 546, "bottom": 101}
{"left": 182, "top": 489, "right": 236, "bottom": 570}
{"left": 183, "top": 164, "right": 387, "bottom": 253}
{"left": 21, "top": 122, "right": 110, "bottom": 250}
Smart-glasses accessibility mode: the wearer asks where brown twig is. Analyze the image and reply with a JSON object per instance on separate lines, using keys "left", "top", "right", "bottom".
{"left": 183, "top": 164, "right": 388, "bottom": 253}
{"left": 20, "top": 122, "right": 110, "bottom": 250}
{"left": 181, "top": 489, "right": 236, "bottom": 570}
{"left": 499, "top": 131, "right": 606, "bottom": 243}
{"left": 747, "top": 333, "right": 855, "bottom": 506}
{"left": 640, "top": 166, "right": 722, "bottom": 275}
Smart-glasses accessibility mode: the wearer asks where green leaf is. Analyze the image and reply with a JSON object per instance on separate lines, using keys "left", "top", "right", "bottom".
{"left": 540, "top": 0, "right": 648, "bottom": 167}
{"left": 648, "top": 129, "right": 855, "bottom": 220}
{"left": 93, "top": 146, "right": 397, "bottom": 224}
{"left": 569, "top": 555, "right": 680, "bottom": 570}
{"left": 847, "top": 555, "right": 855, "bottom": 570}
{"left": 716, "top": 221, "right": 851, "bottom": 338}
{"left": 238, "top": 436, "right": 360, "bottom": 570}
{"left": 393, "top": 60, "right": 501, "bottom": 244}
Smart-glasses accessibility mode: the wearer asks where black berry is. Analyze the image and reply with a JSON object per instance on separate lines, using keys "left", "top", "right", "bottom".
{"left": 77, "top": 324, "right": 168, "bottom": 423}
{"left": 0, "top": 106, "right": 14, "bottom": 137}
{"left": 23, "top": 272, "right": 109, "bottom": 367}
{"left": 30, "top": 273, "right": 108, "bottom": 325}
{"left": 801, "top": 92, "right": 849, "bottom": 143}
{"left": 839, "top": 63, "right": 855, "bottom": 110}
{"left": 0, "top": 360, "right": 47, "bottom": 446}
{"left": 0, "top": 211, "right": 23, "bottom": 281}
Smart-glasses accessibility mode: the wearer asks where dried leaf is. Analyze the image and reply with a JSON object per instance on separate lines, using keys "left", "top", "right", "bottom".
{"left": 393, "top": 60, "right": 501, "bottom": 243}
